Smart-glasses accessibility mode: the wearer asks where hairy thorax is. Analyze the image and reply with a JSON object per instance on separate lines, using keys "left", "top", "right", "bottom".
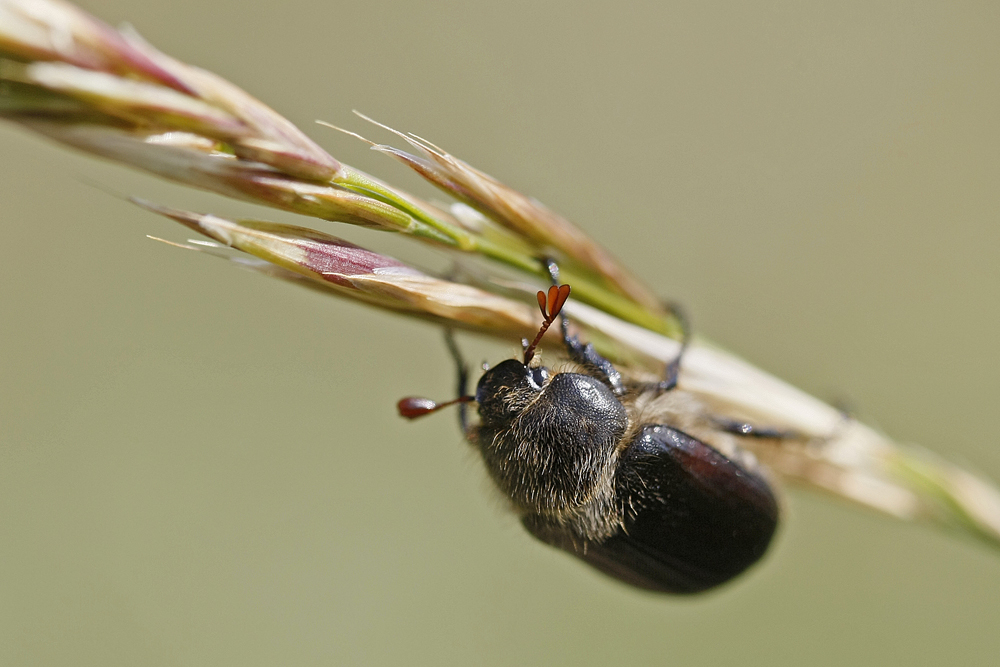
{"left": 472, "top": 364, "right": 629, "bottom": 540}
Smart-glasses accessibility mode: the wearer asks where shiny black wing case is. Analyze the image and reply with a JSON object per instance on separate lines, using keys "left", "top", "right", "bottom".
{"left": 526, "top": 424, "right": 779, "bottom": 594}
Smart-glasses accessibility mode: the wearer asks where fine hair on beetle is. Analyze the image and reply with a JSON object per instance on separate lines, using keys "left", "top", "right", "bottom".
{"left": 398, "top": 270, "right": 780, "bottom": 594}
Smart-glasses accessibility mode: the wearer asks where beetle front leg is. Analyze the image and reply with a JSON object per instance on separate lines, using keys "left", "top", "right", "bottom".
{"left": 652, "top": 301, "right": 689, "bottom": 393}
{"left": 443, "top": 328, "right": 471, "bottom": 436}
{"left": 541, "top": 257, "right": 626, "bottom": 396}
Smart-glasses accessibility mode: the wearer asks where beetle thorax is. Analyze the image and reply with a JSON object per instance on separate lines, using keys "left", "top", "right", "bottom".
{"left": 473, "top": 360, "right": 629, "bottom": 533}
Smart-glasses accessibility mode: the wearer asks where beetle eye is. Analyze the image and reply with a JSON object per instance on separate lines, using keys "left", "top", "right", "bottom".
{"left": 527, "top": 366, "right": 549, "bottom": 390}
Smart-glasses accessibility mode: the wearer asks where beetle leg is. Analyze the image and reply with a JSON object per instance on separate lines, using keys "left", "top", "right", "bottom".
{"left": 443, "top": 328, "right": 471, "bottom": 435}
{"left": 714, "top": 401, "right": 855, "bottom": 442}
{"left": 541, "top": 257, "right": 626, "bottom": 396}
{"left": 656, "top": 301, "right": 689, "bottom": 392}
{"left": 630, "top": 301, "right": 690, "bottom": 395}
{"left": 710, "top": 417, "right": 801, "bottom": 440}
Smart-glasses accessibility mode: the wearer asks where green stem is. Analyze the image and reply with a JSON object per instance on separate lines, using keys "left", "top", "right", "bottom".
{"left": 334, "top": 166, "right": 679, "bottom": 337}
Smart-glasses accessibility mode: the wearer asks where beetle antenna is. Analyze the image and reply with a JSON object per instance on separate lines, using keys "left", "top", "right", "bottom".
{"left": 523, "top": 284, "right": 571, "bottom": 365}
{"left": 397, "top": 394, "right": 475, "bottom": 420}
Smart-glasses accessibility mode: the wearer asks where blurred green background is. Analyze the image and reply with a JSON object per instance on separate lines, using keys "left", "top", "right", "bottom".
{"left": 2, "top": 1, "right": 998, "bottom": 664}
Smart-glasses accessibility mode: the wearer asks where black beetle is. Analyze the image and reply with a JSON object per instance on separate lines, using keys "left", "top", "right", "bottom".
{"left": 399, "top": 278, "right": 779, "bottom": 594}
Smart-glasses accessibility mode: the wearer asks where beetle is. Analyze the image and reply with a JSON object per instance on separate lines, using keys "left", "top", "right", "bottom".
{"left": 398, "top": 263, "right": 779, "bottom": 593}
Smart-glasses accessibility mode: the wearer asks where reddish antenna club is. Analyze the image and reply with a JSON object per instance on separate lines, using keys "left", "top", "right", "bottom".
{"left": 397, "top": 395, "right": 474, "bottom": 420}
{"left": 397, "top": 284, "right": 569, "bottom": 420}
{"left": 524, "top": 284, "right": 570, "bottom": 365}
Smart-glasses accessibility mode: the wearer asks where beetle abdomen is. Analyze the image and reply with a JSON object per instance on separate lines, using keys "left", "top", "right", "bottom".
{"left": 526, "top": 424, "right": 779, "bottom": 593}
